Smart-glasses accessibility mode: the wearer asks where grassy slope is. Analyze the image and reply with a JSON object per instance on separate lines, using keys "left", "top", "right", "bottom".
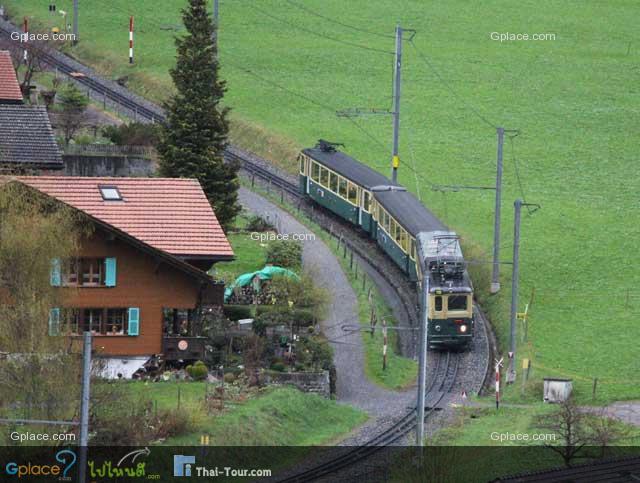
{"left": 124, "top": 382, "right": 366, "bottom": 446}
{"left": 7, "top": 1, "right": 639, "bottom": 402}
{"left": 212, "top": 213, "right": 269, "bottom": 284}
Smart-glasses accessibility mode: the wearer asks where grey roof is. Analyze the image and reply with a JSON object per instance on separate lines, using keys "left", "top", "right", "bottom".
{"left": 303, "top": 147, "right": 393, "bottom": 189}
{"left": 373, "top": 186, "right": 446, "bottom": 237}
{"left": 0, "top": 105, "right": 63, "bottom": 168}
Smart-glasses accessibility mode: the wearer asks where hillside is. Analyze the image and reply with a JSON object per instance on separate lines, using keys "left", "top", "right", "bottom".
{"left": 5, "top": 0, "right": 639, "bottom": 403}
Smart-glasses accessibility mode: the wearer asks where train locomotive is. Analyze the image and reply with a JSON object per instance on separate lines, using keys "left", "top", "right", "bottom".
{"left": 298, "top": 140, "right": 474, "bottom": 349}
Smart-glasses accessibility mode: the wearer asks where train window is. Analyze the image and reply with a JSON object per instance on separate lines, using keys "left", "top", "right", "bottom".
{"left": 320, "top": 167, "right": 329, "bottom": 187}
{"left": 435, "top": 296, "right": 443, "bottom": 311}
{"left": 400, "top": 230, "right": 408, "bottom": 252}
{"left": 363, "top": 191, "right": 371, "bottom": 212}
{"left": 338, "top": 178, "right": 347, "bottom": 198}
{"left": 329, "top": 173, "right": 338, "bottom": 192}
{"left": 348, "top": 183, "right": 358, "bottom": 204}
{"left": 299, "top": 155, "right": 305, "bottom": 174}
{"left": 390, "top": 219, "right": 397, "bottom": 238}
{"left": 311, "top": 162, "right": 320, "bottom": 181}
{"left": 448, "top": 295, "right": 468, "bottom": 311}
{"left": 410, "top": 239, "right": 416, "bottom": 260}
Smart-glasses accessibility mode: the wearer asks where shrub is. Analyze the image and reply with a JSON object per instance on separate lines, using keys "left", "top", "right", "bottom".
{"left": 264, "top": 274, "right": 328, "bottom": 313}
{"left": 223, "top": 372, "right": 236, "bottom": 384}
{"left": 255, "top": 306, "right": 316, "bottom": 328}
{"left": 102, "top": 122, "right": 161, "bottom": 146}
{"left": 154, "top": 409, "right": 193, "bottom": 440}
{"left": 270, "top": 362, "right": 286, "bottom": 372}
{"left": 265, "top": 239, "right": 302, "bottom": 270}
{"left": 223, "top": 305, "right": 254, "bottom": 321}
{"left": 186, "top": 361, "right": 208, "bottom": 381}
{"left": 245, "top": 215, "right": 274, "bottom": 232}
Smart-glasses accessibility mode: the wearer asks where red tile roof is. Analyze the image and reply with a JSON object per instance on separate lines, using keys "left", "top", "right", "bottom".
{"left": 0, "top": 51, "right": 23, "bottom": 102}
{"left": 18, "top": 176, "right": 234, "bottom": 259}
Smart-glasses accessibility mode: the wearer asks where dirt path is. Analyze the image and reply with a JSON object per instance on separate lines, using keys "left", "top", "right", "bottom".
{"left": 239, "top": 187, "right": 415, "bottom": 420}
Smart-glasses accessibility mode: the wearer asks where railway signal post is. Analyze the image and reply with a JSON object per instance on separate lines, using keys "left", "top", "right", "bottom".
{"left": 507, "top": 199, "right": 522, "bottom": 383}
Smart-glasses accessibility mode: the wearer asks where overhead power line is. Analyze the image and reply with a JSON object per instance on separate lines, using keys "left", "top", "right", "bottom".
{"left": 408, "top": 39, "right": 498, "bottom": 130}
{"left": 284, "top": 0, "right": 395, "bottom": 39}
{"left": 245, "top": 3, "right": 394, "bottom": 55}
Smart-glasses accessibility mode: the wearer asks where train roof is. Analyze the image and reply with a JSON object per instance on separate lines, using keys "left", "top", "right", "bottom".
{"left": 372, "top": 187, "right": 446, "bottom": 236}
{"left": 302, "top": 146, "right": 393, "bottom": 190}
{"left": 428, "top": 271, "right": 473, "bottom": 293}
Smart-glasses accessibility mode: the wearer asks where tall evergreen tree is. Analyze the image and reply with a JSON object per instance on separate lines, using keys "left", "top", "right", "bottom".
{"left": 158, "top": 0, "right": 240, "bottom": 229}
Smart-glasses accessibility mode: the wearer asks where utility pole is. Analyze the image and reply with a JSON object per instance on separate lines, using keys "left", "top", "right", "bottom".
{"left": 507, "top": 199, "right": 522, "bottom": 383}
{"left": 491, "top": 127, "right": 505, "bottom": 294}
{"left": 72, "top": 0, "right": 78, "bottom": 45}
{"left": 415, "top": 246, "right": 429, "bottom": 446}
{"left": 78, "top": 332, "right": 92, "bottom": 483}
{"left": 391, "top": 24, "right": 402, "bottom": 184}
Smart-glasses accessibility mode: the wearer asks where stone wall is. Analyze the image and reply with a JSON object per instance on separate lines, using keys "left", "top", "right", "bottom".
{"left": 63, "top": 154, "right": 156, "bottom": 177}
{"left": 263, "top": 370, "right": 331, "bottom": 398}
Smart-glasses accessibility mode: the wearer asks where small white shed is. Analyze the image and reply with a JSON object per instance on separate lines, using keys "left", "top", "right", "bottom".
{"left": 543, "top": 378, "right": 573, "bottom": 403}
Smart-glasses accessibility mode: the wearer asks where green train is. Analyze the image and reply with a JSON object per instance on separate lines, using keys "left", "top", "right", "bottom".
{"left": 299, "top": 140, "right": 473, "bottom": 349}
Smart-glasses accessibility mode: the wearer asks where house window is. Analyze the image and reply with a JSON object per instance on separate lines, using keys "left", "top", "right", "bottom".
{"left": 61, "top": 309, "right": 79, "bottom": 335}
{"left": 63, "top": 259, "right": 79, "bottom": 285}
{"left": 83, "top": 308, "right": 103, "bottom": 334}
{"left": 163, "top": 308, "right": 196, "bottom": 336}
{"left": 99, "top": 185, "right": 123, "bottom": 201}
{"left": 106, "top": 308, "right": 127, "bottom": 335}
{"left": 81, "top": 259, "right": 103, "bottom": 286}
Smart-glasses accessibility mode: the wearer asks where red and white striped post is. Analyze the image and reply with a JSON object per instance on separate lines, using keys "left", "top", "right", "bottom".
{"left": 495, "top": 357, "right": 503, "bottom": 410}
{"left": 128, "top": 16, "right": 134, "bottom": 64}
{"left": 382, "top": 317, "right": 388, "bottom": 371}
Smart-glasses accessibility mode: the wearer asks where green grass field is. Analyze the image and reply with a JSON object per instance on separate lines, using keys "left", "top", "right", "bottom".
{"left": 124, "top": 382, "right": 366, "bottom": 446}
{"left": 6, "top": 1, "right": 639, "bottom": 403}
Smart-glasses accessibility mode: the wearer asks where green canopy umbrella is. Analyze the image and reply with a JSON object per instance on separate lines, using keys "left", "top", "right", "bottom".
{"left": 224, "top": 266, "right": 299, "bottom": 302}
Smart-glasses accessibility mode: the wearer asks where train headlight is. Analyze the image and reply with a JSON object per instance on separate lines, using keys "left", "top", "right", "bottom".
{"left": 435, "top": 325, "right": 441, "bottom": 332}
{"left": 460, "top": 324, "right": 468, "bottom": 333}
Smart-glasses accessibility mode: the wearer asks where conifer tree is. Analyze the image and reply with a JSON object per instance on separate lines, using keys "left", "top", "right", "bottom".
{"left": 158, "top": 0, "right": 240, "bottom": 229}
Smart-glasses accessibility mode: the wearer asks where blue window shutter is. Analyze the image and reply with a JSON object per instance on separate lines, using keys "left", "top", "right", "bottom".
{"left": 49, "top": 308, "right": 60, "bottom": 336}
{"left": 128, "top": 308, "right": 140, "bottom": 336}
{"left": 105, "top": 258, "right": 117, "bottom": 287}
{"left": 50, "top": 258, "right": 61, "bottom": 286}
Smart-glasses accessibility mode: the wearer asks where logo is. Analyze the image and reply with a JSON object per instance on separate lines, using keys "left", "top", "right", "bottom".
{"left": 174, "top": 455, "right": 196, "bottom": 477}
{"left": 88, "top": 447, "right": 154, "bottom": 479}
{"left": 5, "top": 449, "right": 76, "bottom": 479}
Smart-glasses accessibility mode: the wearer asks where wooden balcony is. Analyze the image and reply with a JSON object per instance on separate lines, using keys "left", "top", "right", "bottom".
{"left": 162, "top": 336, "right": 206, "bottom": 361}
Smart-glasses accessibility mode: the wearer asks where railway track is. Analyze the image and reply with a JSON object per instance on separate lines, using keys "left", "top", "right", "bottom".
{"left": 276, "top": 352, "right": 460, "bottom": 483}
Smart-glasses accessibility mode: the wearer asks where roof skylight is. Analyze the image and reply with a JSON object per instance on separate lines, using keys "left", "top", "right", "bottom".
{"left": 99, "top": 185, "right": 123, "bottom": 201}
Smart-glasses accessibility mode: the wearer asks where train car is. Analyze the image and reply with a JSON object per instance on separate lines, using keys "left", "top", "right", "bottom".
{"left": 298, "top": 140, "right": 393, "bottom": 236}
{"left": 416, "top": 231, "right": 474, "bottom": 349}
{"left": 371, "top": 186, "right": 445, "bottom": 282}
